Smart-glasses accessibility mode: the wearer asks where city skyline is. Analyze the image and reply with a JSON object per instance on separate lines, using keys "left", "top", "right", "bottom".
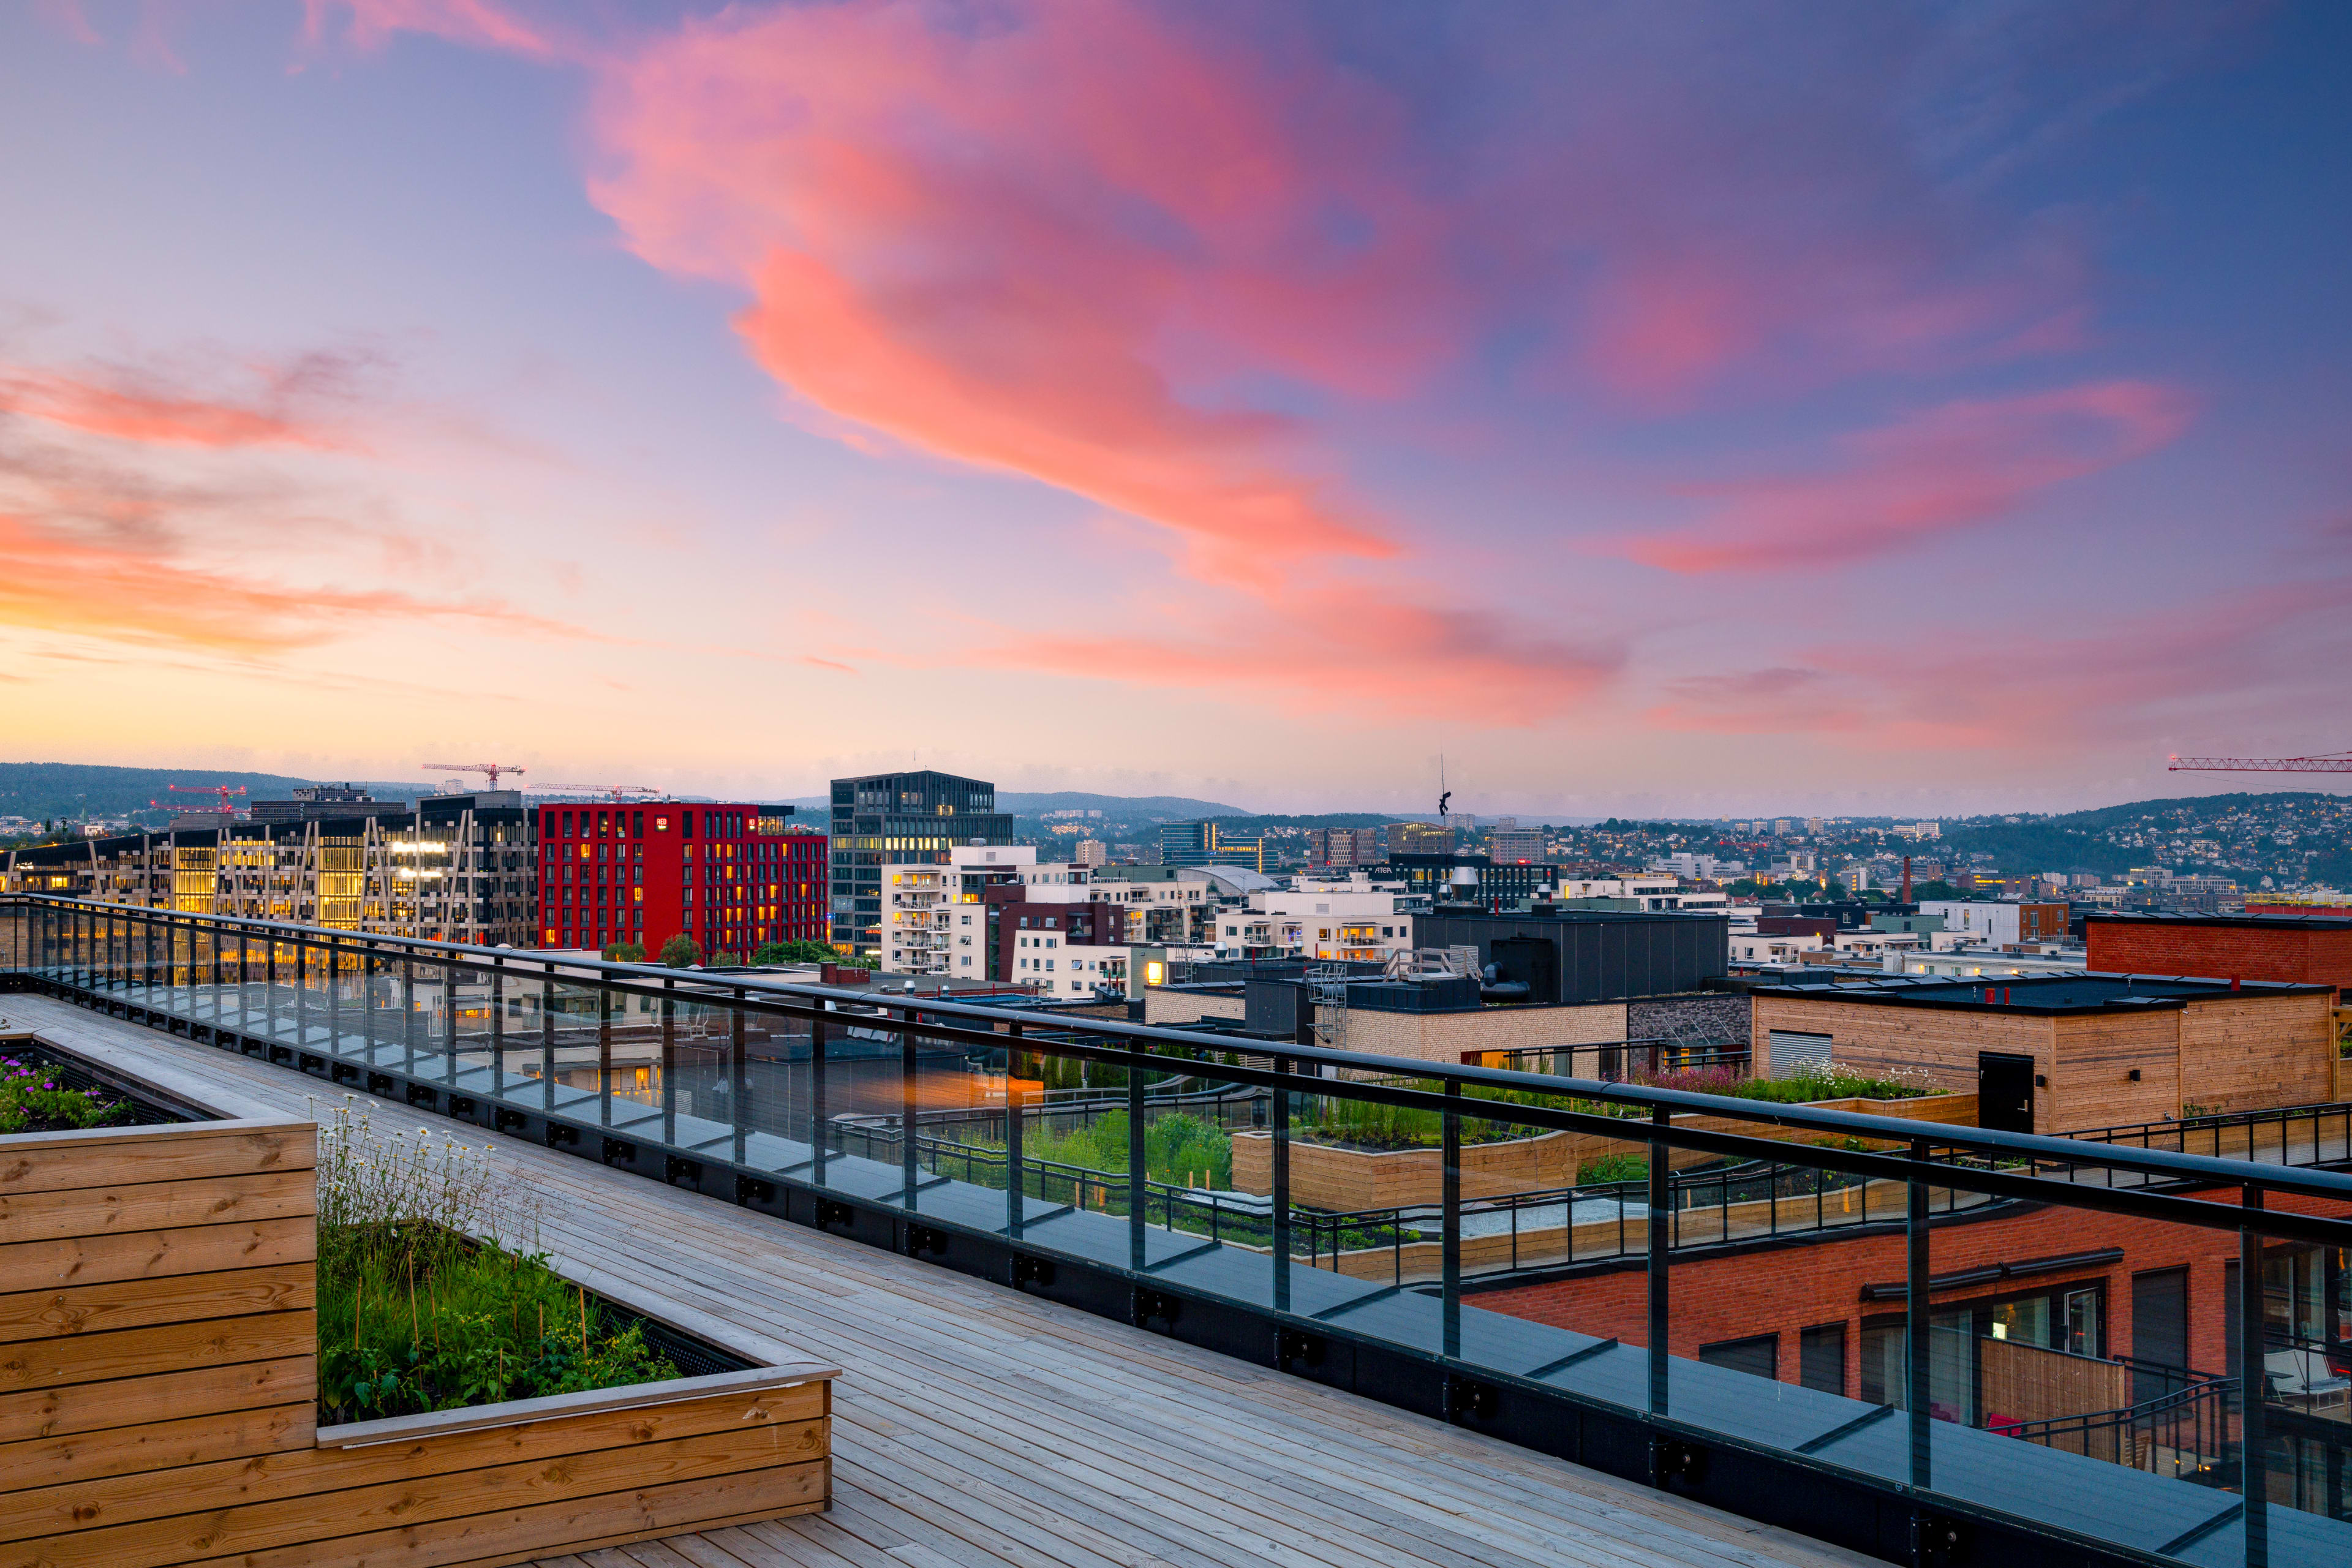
{"left": 2, "top": 2, "right": 2347, "bottom": 816}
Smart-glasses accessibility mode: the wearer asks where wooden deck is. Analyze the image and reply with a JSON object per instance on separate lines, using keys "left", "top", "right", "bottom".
{"left": 7, "top": 995, "right": 1880, "bottom": 1568}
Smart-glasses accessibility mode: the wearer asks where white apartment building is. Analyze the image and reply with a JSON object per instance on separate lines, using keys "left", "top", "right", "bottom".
{"left": 883, "top": 842, "right": 1056, "bottom": 976}
{"left": 1560, "top": 874, "right": 1728, "bottom": 912}
{"left": 1730, "top": 932, "right": 1825, "bottom": 964}
{"left": 1216, "top": 884, "right": 1412, "bottom": 963}
{"left": 1073, "top": 839, "right": 1107, "bottom": 867}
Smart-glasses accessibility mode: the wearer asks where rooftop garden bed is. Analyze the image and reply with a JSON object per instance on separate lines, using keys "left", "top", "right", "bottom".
{"left": 0, "top": 1038, "right": 200, "bottom": 1134}
{"left": 314, "top": 1096, "right": 747, "bottom": 1423}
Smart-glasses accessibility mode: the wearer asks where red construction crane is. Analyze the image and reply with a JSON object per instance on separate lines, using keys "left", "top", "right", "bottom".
{"left": 422, "top": 761, "right": 527, "bottom": 790}
{"left": 166, "top": 783, "right": 247, "bottom": 816}
{"left": 2167, "top": 752, "right": 2352, "bottom": 774}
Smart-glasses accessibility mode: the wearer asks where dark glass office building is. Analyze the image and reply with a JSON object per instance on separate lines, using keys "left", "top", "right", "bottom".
{"left": 827, "top": 771, "right": 1012, "bottom": 958}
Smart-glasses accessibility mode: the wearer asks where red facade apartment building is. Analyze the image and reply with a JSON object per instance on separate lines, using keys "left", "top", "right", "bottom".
{"left": 537, "top": 801, "right": 826, "bottom": 956}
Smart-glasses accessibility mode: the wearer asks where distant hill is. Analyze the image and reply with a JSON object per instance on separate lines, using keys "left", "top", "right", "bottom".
{"left": 1937, "top": 791, "right": 2352, "bottom": 884}
{"left": 0, "top": 762, "right": 436, "bottom": 822}
{"left": 1001, "top": 791, "right": 1248, "bottom": 818}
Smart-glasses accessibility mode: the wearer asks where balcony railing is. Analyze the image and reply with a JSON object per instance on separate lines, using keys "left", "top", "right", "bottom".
{"left": 5, "top": 892, "right": 2351, "bottom": 1568}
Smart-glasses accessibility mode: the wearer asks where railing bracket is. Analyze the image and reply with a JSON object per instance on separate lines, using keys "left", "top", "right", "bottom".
{"left": 1133, "top": 1287, "right": 1180, "bottom": 1329}
{"left": 906, "top": 1223, "right": 948, "bottom": 1256}
{"left": 1909, "top": 1510, "right": 1969, "bottom": 1568}
{"left": 1652, "top": 1437, "right": 1706, "bottom": 1488}
{"left": 1276, "top": 1328, "right": 1325, "bottom": 1370}
{"left": 1444, "top": 1375, "right": 1497, "bottom": 1423}
{"left": 734, "top": 1173, "right": 774, "bottom": 1204}
{"left": 815, "top": 1198, "right": 854, "bottom": 1230}
{"left": 601, "top": 1137, "right": 636, "bottom": 1166}
{"left": 1012, "top": 1253, "right": 1057, "bottom": 1289}
{"left": 493, "top": 1107, "right": 528, "bottom": 1134}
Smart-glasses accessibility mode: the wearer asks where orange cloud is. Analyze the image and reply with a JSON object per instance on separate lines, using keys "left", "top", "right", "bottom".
{"left": 1616, "top": 380, "right": 2194, "bottom": 573}
{"left": 0, "top": 510, "right": 579, "bottom": 655}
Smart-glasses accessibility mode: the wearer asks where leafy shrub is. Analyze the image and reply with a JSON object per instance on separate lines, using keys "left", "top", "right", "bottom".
{"left": 0, "top": 1056, "right": 129, "bottom": 1135}
{"left": 1576, "top": 1152, "right": 1649, "bottom": 1185}
{"left": 1020, "top": 1109, "right": 1234, "bottom": 1189}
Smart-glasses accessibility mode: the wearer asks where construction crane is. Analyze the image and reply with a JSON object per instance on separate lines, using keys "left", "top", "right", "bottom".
{"left": 421, "top": 762, "right": 527, "bottom": 790}
{"left": 537, "top": 785, "right": 658, "bottom": 803}
{"left": 2167, "top": 752, "right": 2352, "bottom": 774}
{"left": 166, "top": 783, "right": 247, "bottom": 816}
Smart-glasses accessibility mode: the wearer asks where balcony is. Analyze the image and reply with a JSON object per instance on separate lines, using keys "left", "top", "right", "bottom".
{"left": 8, "top": 892, "right": 2352, "bottom": 1568}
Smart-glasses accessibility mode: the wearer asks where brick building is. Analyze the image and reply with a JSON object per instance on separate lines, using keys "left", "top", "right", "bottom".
{"left": 2086, "top": 911, "right": 2352, "bottom": 1001}
{"left": 1751, "top": 973, "right": 2335, "bottom": 1133}
{"left": 1470, "top": 1183, "right": 2352, "bottom": 1417}
{"left": 537, "top": 801, "right": 823, "bottom": 957}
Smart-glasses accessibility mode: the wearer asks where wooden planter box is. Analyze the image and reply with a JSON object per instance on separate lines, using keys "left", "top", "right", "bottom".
{"left": 0, "top": 1115, "right": 835, "bottom": 1568}
{"left": 1230, "top": 1093, "right": 1977, "bottom": 1210}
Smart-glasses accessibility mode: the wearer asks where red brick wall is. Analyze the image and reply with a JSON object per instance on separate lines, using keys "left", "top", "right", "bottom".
{"left": 1470, "top": 1187, "right": 2352, "bottom": 1396}
{"left": 2087, "top": 921, "right": 2352, "bottom": 1000}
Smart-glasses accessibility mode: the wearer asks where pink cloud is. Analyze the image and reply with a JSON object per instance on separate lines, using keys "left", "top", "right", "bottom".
{"left": 1617, "top": 379, "right": 2195, "bottom": 573}
{"left": 298, "top": 0, "right": 567, "bottom": 62}
{"left": 0, "top": 362, "right": 358, "bottom": 451}
{"left": 982, "top": 588, "right": 1623, "bottom": 722}
{"left": 580, "top": 2, "right": 1469, "bottom": 588}
{"left": 1647, "top": 577, "right": 2348, "bottom": 751}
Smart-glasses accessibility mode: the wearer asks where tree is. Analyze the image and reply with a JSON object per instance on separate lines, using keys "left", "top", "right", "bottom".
{"left": 600, "top": 941, "right": 646, "bottom": 963}
{"left": 753, "top": 939, "right": 844, "bottom": 966}
{"left": 1912, "top": 880, "right": 1959, "bottom": 902}
{"left": 658, "top": 934, "right": 703, "bottom": 968}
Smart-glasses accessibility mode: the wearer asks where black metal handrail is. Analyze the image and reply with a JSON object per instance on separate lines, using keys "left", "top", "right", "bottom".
{"left": 12, "top": 892, "right": 2352, "bottom": 1222}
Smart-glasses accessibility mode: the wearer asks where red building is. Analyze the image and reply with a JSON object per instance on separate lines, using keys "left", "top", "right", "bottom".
{"left": 2086, "top": 911, "right": 2352, "bottom": 1001}
{"left": 537, "top": 801, "right": 826, "bottom": 957}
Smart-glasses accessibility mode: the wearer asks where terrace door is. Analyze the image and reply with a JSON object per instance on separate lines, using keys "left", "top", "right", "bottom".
{"left": 1977, "top": 1052, "right": 2035, "bottom": 1134}
{"left": 2132, "top": 1267, "right": 2190, "bottom": 1404}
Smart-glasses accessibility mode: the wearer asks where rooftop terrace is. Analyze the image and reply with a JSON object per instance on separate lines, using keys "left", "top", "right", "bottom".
{"left": 9, "top": 993, "right": 1871, "bottom": 1568}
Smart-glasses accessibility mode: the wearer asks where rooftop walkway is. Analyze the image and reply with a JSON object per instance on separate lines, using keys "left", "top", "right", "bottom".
{"left": 9, "top": 994, "right": 1877, "bottom": 1568}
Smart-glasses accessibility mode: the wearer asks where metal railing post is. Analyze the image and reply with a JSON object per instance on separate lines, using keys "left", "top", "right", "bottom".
{"left": 810, "top": 1008, "right": 829, "bottom": 1188}
{"left": 1129, "top": 1052, "right": 1147, "bottom": 1272}
{"left": 1006, "top": 1022, "right": 1025, "bottom": 1239}
{"left": 1272, "top": 1050, "right": 1292, "bottom": 1315}
{"left": 731, "top": 986, "right": 747, "bottom": 1166}
{"left": 661, "top": 978, "right": 677, "bottom": 1144}
{"left": 1648, "top": 1105, "right": 1670, "bottom": 1417}
{"left": 1907, "top": 1137, "right": 1932, "bottom": 1491}
{"left": 1442, "top": 1080, "right": 1462, "bottom": 1360}
{"left": 489, "top": 954, "right": 505, "bottom": 1091}
{"left": 294, "top": 934, "right": 309, "bottom": 1049}
{"left": 900, "top": 1007, "right": 919, "bottom": 1212}
{"left": 361, "top": 942, "right": 377, "bottom": 1060}
{"left": 597, "top": 981, "right": 612, "bottom": 1126}
{"left": 2240, "top": 1184, "right": 2269, "bottom": 1568}
{"left": 542, "top": 965, "right": 557, "bottom": 1112}
{"left": 442, "top": 959, "right": 459, "bottom": 1085}
{"left": 326, "top": 936, "right": 342, "bottom": 1053}
{"left": 401, "top": 954, "right": 416, "bottom": 1074}
{"left": 265, "top": 935, "right": 279, "bottom": 1043}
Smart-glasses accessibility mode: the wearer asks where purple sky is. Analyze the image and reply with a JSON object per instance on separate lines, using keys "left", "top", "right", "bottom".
{"left": 2, "top": 1, "right": 2346, "bottom": 816}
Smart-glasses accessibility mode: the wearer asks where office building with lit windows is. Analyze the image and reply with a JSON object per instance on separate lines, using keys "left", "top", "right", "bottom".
{"left": 535, "top": 801, "right": 823, "bottom": 957}
{"left": 3, "top": 792, "right": 535, "bottom": 946}
{"left": 829, "top": 771, "right": 1012, "bottom": 959}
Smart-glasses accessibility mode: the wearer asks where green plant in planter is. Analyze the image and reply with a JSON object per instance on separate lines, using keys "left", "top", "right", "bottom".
{"left": 0, "top": 1056, "right": 130, "bottom": 1134}
{"left": 311, "top": 1097, "right": 677, "bottom": 1423}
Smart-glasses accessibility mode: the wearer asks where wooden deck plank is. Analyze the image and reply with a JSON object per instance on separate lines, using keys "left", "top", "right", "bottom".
{"left": 13, "top": 998, "right": 1877, "bottom": 1568}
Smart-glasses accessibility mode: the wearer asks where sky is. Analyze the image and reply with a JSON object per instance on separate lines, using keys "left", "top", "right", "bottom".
{"left": 1, "top": 0, "right": 2347, "bottom": 818}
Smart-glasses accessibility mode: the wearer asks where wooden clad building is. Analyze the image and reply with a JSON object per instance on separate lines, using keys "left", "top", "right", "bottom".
{"left": 1749, "top": 973, "right": 2335, "bottom": 1134}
